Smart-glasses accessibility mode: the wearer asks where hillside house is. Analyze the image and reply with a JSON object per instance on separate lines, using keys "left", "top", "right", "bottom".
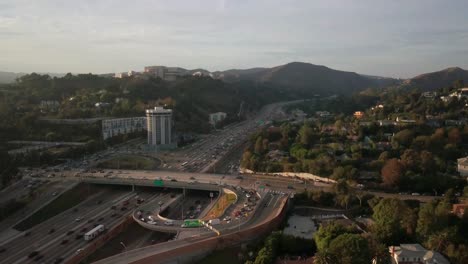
{"left": 389, "top": 244, "right": 449, "bottom": 264}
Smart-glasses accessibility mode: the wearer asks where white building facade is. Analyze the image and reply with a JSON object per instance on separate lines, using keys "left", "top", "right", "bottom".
{"left": 146, "top": 107, "right": 175, "bottom": 148}
{"left": 144, "top": 66, "right": 185, "bottom": 81}
{"left": 102, "top": 117, "right": 146, "bottom": 140}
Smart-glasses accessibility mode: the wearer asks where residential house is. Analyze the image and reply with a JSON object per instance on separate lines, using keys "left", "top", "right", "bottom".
{"left": 353, "top": 111, "right": 365, "bottom": 119}
{"left": 359, "top": 121, "right": 374, "bottom": 127}
{"left": 421, "top": 92, "right": 436, "bottom": 99}
{"left": 396, "top": 117, "right": 416, "bottom": 124}
{"left": 389, "top": 244, "right": 450, "bottom": 264}
{"left": 445, "top": 119, "right": 467, "bottom": 126}
{"left": 452, "top": 203, "right": 468, "bottom": 218}
{"left": 316, "top": 111, "right": 332, "bottom": 118}
{"left": 378, "top": 120, "right": 397, "bottom": 127}
{"left": 457, "top": 156, "right": 468, "bottom": 176}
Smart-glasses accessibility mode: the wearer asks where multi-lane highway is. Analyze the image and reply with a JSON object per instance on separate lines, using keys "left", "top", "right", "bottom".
{"left": 0, "top": 185, "right": 180, "bottom": 264}
{"left": 163, "top": 100, "right": 302, "bottom": 173}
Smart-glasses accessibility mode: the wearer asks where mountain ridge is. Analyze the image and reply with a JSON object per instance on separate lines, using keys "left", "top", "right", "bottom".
{"left": 401, "top": 67, "right": 468, "bottom": 91}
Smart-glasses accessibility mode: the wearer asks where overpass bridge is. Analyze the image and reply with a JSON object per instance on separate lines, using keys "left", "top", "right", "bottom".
{"left": 82, "top": 177, "right": 224, "bottom": 193}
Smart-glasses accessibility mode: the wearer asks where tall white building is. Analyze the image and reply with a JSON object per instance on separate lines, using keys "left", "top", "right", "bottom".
{"left": 146, "top": 107, "right": 173, "bottom": 147}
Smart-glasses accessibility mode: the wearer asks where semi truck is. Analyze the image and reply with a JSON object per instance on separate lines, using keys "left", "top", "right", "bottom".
{"left": 84, "top": 224, "right": 104, "bottom": 241}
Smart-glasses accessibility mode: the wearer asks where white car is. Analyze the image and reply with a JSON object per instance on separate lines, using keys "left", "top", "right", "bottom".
{"left": 147, "top": 220, "right": 157, "bottom": 225}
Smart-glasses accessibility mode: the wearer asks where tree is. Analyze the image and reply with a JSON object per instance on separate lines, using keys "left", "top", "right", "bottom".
{"left": 381, "top": 159, "right": 404, "bottom": 187}
{"left": 327, "top": 233, "right": 372, "bottom": 264}
{"left": 416, "top": 200, "right": 440, "bottom": 240}
{"left": 393, "top": 129, "right": 415, "bottom": 147}
{"left": 445, "top": 243, "right": 468, "bottom": 264}
{"left": 419, "top": 151, "right": 436, "bottom": 175}
{"left": 447, "top": 127, "right": 461, "bottom": 145}
{"left": 314, "top": 222, "right": 350, "bottom": 251}
{"left": 401, "top": 149, "right": 420, "bottom": 171}
{"left": 313, "top": 250, "right": 338, "bottom": 264}
{"left": 253, "top": 232, "right": 281, "bottom": 264}
{"left": 254, "top": 136, "right": 264, "bottom": 154}
{"left": 298, "top": 123, "right": 314, "bottom": 146}
{"left": 425, "top": 227, "right": 458, "bottom": 252}
{"left": 372, "top": 198, "right": 415, "bottom": 245}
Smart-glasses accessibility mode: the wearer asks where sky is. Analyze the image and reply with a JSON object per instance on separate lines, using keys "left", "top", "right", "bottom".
{"left": 1, "top": 0, "right": 468, "bottom": 78}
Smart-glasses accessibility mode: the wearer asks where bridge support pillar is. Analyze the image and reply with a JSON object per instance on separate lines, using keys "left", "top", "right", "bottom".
{"left": 183, "top": 187, "right": 186, "bottom": 198}
{"left": 132, "top": 184, "right": 135, "bottom": 192}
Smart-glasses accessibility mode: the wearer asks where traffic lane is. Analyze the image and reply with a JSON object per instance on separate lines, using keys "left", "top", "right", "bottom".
{"left": 1, "top": 191, "right": 121, "bottom": 264}
{"left": 1, "top": 190, "right": 132, "bottom": 264}
{"left": 22, "top": 191, "right": 152, "bottom": 264}
{"left": 55, "top": 192, "right": 158, "bottom": 264}
{"left": 0, "top": 180, "right": 69, "bottom": 233}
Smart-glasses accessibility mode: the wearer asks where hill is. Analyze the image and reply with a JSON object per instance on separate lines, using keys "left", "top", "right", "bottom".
{"left": 213, "top": 62, "right": 399, "bottom": 96}
{"left": 401, "top": 67, "right": 468, "bottom": 91}
{"left": 0, "top": 71, "right": 25, "bottom": 84}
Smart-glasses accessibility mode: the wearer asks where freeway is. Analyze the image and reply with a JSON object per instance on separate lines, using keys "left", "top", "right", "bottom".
{"left": 0, "top": 186, "right": 180, "bottom": 264}
{"left": 0, "top": 189, "right": 129, "bottom": 264}
{"left": 50, "top": 168, "right": 439, "bottom": 203}
{"left": 162, "top": 100, "right": 303, "bottom": 173}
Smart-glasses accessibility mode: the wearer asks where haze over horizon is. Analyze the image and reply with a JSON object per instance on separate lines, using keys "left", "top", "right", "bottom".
{"left": 2, "top": 0, "right": 468, "bottom": 78}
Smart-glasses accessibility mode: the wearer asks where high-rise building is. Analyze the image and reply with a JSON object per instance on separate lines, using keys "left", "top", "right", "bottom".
{"left": 146, "top": 107, "right": 173, "bottom": 147}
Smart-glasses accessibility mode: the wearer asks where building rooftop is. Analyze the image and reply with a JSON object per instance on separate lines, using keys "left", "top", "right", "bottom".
{"left": 146, "top": 107, "right": 172, "bottom": 114}
{"left": 391, "top": 244, "right": 450, "bottom": 264}
{"left": 458, "top": 156, "right": 468, "bottom": 166}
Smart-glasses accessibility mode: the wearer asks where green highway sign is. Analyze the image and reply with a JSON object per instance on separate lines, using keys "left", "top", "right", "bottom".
{"left": 183, "top": 219, "right": 202, "bottom": 228}
{"left": 153, "top": 180, "right": 164, "bottom": 186}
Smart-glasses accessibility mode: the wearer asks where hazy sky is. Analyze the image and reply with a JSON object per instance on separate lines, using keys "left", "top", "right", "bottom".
{"left": 2, "top": 0, "right": 468, "bottom": 78}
